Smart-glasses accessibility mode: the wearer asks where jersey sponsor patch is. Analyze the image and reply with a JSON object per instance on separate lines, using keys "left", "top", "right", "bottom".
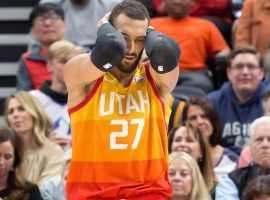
{"left": 133, "top": 75, "right": 145, "bottom": 82}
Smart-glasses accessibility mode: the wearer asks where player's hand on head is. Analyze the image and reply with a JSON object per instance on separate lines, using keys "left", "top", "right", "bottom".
{"left": 145, "top": 30, "right": 180, "bottom": 74}
{"left": 91, "top": 12, "right": 126, "bottom": 72}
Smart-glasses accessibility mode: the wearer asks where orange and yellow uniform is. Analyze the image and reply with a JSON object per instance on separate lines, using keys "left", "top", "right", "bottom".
{"left": 67, "top": 63, "right": 172, "bottom": 199}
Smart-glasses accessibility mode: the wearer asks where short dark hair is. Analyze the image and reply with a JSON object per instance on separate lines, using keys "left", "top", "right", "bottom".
{"left": 242, "top": 175, "right": 270, "bottom": 200}
{"left": 181, "top": 96, "right": 222, "bottom": 147}
{"left": 29, "top": 2, "right": 64, "bottom": 26}
{"left": 228, "top": 45, "right": 263, "bottom": 68}
{"left": 109, "top": 0, "right": 150, "bottom": 26}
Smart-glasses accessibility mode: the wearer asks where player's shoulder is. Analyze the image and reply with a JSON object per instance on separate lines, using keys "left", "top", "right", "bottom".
{"left": 65, "top": 53, "right": 89, "bottom": 67}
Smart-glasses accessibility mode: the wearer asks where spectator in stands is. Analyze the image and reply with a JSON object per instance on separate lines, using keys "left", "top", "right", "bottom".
{"left": 151, "top": 0, "right": 166, "bottom": 16}
{"left": 206, "top": 46, "right": 268, "bottom": 154}
{"left": 168, "top": 123, "right": 217, "bottom": 194}
{"left": 242, "top": 175, "right": 270, "bottom": 200}
{"left": 40, "top": 0, "right": 121, "bottom": 51}
{"left": 215, "top": 116, "right": 270, "bottom": 199}
{"left": 62, "top": 0, "right": 121, "bottom": 50}
{"left": 151, "top": 0, "right": 230, "bottom": 94}
{"left": 234, "top": 0, "right": 270, "bottom": 62}
{"left": 4, "top": 91, "right": 64, "bottom": 186}
{"left": 189, "top": 0, "right": 233, "bottom": 46}
{"left": 152, "top": 0, "right": 233, "bottom": 45}
{"left": 30, "top": 40, "right": 84, "bottom": 149}
{"left": 40, "top": 148, "right": 71, "bottom": 200}
{"left": 16, "top": 2, "right": 66, "bottom": 91}
{"left": 0, "top": 127, "right": 43, "bottom": 199}
{"left": 168, "top": 151, "right": 211, "bottom": 200}
{"left": 182, "top": 96, "right": 239, "bottom": 179}
{"left": 136, "top": 0, "right": 157, "bottom": 18}
{"left": 238, "top": 90, "right": 270, "bottom": 167}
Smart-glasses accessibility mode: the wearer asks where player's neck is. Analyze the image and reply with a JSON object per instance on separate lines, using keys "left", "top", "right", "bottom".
{"left": 110, "top": 69, "right": 136, "bottom": 87}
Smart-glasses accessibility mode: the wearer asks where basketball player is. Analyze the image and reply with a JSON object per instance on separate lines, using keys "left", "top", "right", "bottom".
{"left": 64, "top": 1, "right": 180, "bottom": 199}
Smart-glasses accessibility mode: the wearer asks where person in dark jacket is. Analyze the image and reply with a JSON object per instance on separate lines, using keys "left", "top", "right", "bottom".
{"left": 215, "top": 116, "right": 270, "bottom": 200}
{"left": 206, "top": 45, "right": 268, "bottom": 154}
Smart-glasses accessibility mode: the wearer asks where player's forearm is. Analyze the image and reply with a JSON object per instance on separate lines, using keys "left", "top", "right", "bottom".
{"left": 145, "top": 29, "right": 180, "bottom": 93}
{"left": 145, "top": 29, "right": 180, "bottom": 74}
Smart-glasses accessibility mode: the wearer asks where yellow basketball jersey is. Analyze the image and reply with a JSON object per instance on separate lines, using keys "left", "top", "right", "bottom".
{"left": 67, "top": 64, "right": 173, "bottom": 199}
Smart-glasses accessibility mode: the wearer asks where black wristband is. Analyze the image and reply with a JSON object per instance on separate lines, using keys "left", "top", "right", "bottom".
{"left": 145, "top": 30, "right": 181, "bottom": 74}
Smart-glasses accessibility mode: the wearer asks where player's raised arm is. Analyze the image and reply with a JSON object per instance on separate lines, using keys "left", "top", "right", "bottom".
{"left": 63, "top": 13, "right": 127, "bottom": 107}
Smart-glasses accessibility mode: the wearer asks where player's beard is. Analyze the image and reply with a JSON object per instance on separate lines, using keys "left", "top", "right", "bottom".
{"left": 116, "top": 50, "right": 143, "bottom": 74}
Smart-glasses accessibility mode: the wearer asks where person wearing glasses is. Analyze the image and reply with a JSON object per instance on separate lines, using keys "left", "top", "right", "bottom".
{"left": 206, "top": 45, "right": 269, "bottom": 155}
{"left": 16, "top": 3, "right": 66, "bottom": 91}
